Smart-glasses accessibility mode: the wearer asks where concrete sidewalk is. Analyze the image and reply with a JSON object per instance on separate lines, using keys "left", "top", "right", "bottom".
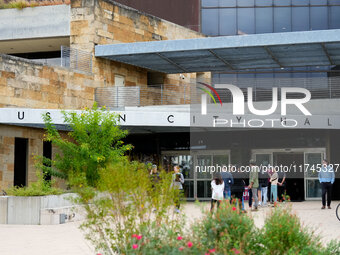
{"left": 0, "top": 201, "right": 338, "bottom": 255}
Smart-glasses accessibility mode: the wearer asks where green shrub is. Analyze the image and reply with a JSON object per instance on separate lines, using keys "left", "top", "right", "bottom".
{"left": 75, "top": 158, "right": 183, "bottom": 255}
{"left": 192, "top": 200, "right": 261, "bottom": 255}
{"left": 6, "top": 171, "right": 64, "bottom": 196}
{"left": 261, "top": 206, "right": 323, "bottom": 255}
{"left": 323, "top": 240, "right": 340, "bottom": 255}
{"left": 39, "top": 103, "right": 130, "bottom": 187}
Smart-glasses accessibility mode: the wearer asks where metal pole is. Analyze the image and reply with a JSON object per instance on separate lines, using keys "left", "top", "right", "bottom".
{"left": 60, "top": 46, "right": 63, "bottom": 67}
{"left": 138, "top": 86, "right": 140, "bottom": 106}
{"left": 183, "top": 84, "right": 186, "bottom": 104}
{"left": 116, "top": 86, "right": 119, "bottom": 108}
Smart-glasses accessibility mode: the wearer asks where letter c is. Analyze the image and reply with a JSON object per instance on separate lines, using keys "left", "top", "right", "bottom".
{"left": 167, "top": 115, "right": 174, "bottom": 123}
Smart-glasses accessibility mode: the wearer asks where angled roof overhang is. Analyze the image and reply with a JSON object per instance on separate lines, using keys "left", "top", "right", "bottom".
{"left": 95, "top": 29, "right": 340, "bottom": 73}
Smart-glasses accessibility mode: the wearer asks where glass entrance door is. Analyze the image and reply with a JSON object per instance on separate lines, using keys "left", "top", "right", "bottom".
{"left": 194, "top": 151, "right": 230, "bottom": 200}
{"left": 162, "top": 152, "right": 194, "bottom": 199}
{"left": 304, "top": 152, "right": 325, "bottom": 200}
{"left": 162, "top": 150, "right": 230, "bottom": 200}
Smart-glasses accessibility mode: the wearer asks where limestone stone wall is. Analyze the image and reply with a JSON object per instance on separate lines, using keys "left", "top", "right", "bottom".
{"left": 0, "top": 125, "right": 41, "bottom": 190}
{"left": 0, "top": 0, "right": 210, "bottom": 189}
{"left": 0, "top": 124, "right": 67, "bottom": 191}
{"left": 0, "top": 54, "right": 97, "bottom": 109}
{"left": 70, "top": 0, "right": 207, "bottom": 87}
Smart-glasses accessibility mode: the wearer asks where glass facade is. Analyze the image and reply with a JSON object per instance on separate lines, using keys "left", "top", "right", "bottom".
{"left": 202, "top": 0, "right": 340, "bottom": 36}
{"left": 201, "top": 0, "right": 340, "bottom": 82}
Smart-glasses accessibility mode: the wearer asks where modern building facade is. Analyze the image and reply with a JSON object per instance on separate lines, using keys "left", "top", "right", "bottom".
{"left": 0, "top": 0, "right": 339, "bottom": 202}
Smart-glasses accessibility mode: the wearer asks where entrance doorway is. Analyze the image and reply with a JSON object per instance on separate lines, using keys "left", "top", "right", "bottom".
{"left": 162, "top": 150, "right": 230, "bottom": 200}
{"left": 252, "top": 148, "right": 326, "bottom": 200}
{"left": 14, "top": 138, "right": 28, "bottom": 187}
{"left": 275, "top": 153, "right": 304, "bottom": 201}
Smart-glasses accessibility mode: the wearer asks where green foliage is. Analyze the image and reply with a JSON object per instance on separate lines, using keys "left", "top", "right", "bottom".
{"left": 323, "top": 240, "right": 340, "bottom": 255}
{"left": 40, "top": 103, "right": 130, "bottom": 187}
{"left": 192, "top": 201, "right": 260, "bottom": 254}
{"left": 261, "top": 206, "right": 323, "bottom": 255}
{"left": 0, "top": 0, "right": 28, "bottom": 9}
{"left": 123, "top": 203, "right": 339, "bottom": 255}
{"left": 6, "top": 171, "right": 64, "bottom": 196}
{"left": 75, "top": 157, "right": 183, "bottom": 254}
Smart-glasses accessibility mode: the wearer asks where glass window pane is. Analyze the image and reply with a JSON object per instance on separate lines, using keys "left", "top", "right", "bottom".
{"left": 311, "top": 7, "right": 328, "bottom": 30}
{"left": 274, "top": 7, "right": 292, "bottom": 32}
{"left": 202, "top": 0, "right": 219, "bottom": 7}
{"left": 292, "top": 0, "right": 309, "bottom": 5}
{"left": 306, "top": 180, "right": 322, "bottom": 198}
{"left": 202, "top": 9, "right": 219, "bottom": 36}
{"left": 305, "top": 153, "right": 322, "bottom": 178}
{"left": 256, "top": 154, "right": 271, "bottom": 167}
{"left": 329, "top": 0, "right": 340, "bottom": 5}
{"left": 274, "top": 0, "right": 291, "bottom": 6}
{"left": 219, "top": 0, "right": 236, "bottom": 7}
{"left": 237, "top": 8, "right": 255, "bottom": 34}
{"left": 330, "top": 6, "right": 340, "bottom": 29}
{"left": 292, "top": 7, "right": 309, "bottom": 31}
{"left": 256, "top": 7, "right": 273, "bottom": 33}
{"left": 237, "top": 0, "right": 255, "bottom": 7}
{"left": 220, "top": 9, "right": 237, "bottom": 35}
{"left": 256, "top": 0, "right": 273, "bottom": 6}
{"left": 197, "top": 181, "right": 212, "bottom": 198}
{"left": 213, "top": 154, "right": 229, "bottom": 167}
{"left": 310, "top": 0, "right": 327, "bottom": 5}
{"left": 183, "top": 180, "right": 194, "bottom": 199}
{"left": 196, "top": 155, "right": 212, "bottom": 179}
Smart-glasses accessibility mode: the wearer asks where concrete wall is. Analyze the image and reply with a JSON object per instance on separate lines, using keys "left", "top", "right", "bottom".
{"left": 1, "top": 194, "right": 80, "bottom": 225}
{"left": 0, "top": 5, "right": 70, "bottom": 41}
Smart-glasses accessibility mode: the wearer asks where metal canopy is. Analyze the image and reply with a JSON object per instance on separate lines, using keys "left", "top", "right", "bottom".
{"left": 95, "top": 29, "right": 340, "bottom": 73}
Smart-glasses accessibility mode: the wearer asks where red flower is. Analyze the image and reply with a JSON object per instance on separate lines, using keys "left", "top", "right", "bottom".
{"left": 209, "top": 248, "right": 216, "bottom": 253}
{"left": 132, "top": 234, "right": 137, "bottom": 238}
{"left": 179, "top": 247, "right": 184, "bottom": 251}
{"left": 132, "top": 244, "right": 138, "bottom": 249}
{"left": 187, "top": 241, "right": 193, "bottom": 248}
{"left": 232, "top": 207, "right": 237, "bottom": 211}
{"left": 232, "top": 248, "right": 240, "bottom": 254}
{"left": 177, "top": 236, "right": 183, "bottom": 240}
{"left": 136, "top": 235, "right": 142, "bottom": 240}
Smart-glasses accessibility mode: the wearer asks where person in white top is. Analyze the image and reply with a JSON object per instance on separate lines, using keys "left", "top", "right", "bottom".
{"left": 210, "top": 174, "right": 225, "bottom": 212}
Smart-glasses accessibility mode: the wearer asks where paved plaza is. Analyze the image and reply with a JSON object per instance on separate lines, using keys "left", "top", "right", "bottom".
{"left": 0, "top": 201, "right": 338, "bottom": 255}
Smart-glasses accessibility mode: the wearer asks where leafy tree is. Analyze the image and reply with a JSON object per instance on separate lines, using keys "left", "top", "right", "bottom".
{"left": 38, "top": 103, "right": 131, "bottom": 187}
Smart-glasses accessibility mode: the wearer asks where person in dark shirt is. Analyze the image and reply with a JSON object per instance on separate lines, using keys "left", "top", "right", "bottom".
{"left": 150, "top": 164, "right": 160, "bottom": 189}
{"left": 221, "top": 165, "right": 234, "bottom": 200}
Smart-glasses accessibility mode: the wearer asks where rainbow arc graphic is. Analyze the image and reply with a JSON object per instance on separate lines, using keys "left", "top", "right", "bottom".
{"left": 197, "top": 82, "right": 223, "bottom": 106}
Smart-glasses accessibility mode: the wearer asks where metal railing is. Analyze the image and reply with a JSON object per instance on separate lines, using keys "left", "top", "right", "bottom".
{"left": 95, "top": 84, "right": 190, "bottom": 108}
{"left": 95, "top": 77, "right": 340, "bottom": 109}
{"left": 61, "top": 46, "right": 92, "bottom": 73}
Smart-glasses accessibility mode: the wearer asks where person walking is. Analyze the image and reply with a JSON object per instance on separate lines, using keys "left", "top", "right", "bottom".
{"left": 210, "top": 173, "right": 224, "bottom": 212}
{"left": 270, "top": 166, "right": 278, "bottom": 205}
{"left": 278, "top": 169, "right": 286, "bottom": 202}
{"left": 318, "top": 159, "right": 335, "bottom": 209}
{"left": 171, "top": 165, "right": 184, "bottom": 213}
{"left": 259, "top": 167, "right": 269, "bottom": 206}
{"left": 248, "top": 160, "right": 259, "bottom": 211}
{"left": 221, "top": 165, "right": 234, "bottom": 200}
{"left": 150, "top": 164, "right": 160, "bottom": 188}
